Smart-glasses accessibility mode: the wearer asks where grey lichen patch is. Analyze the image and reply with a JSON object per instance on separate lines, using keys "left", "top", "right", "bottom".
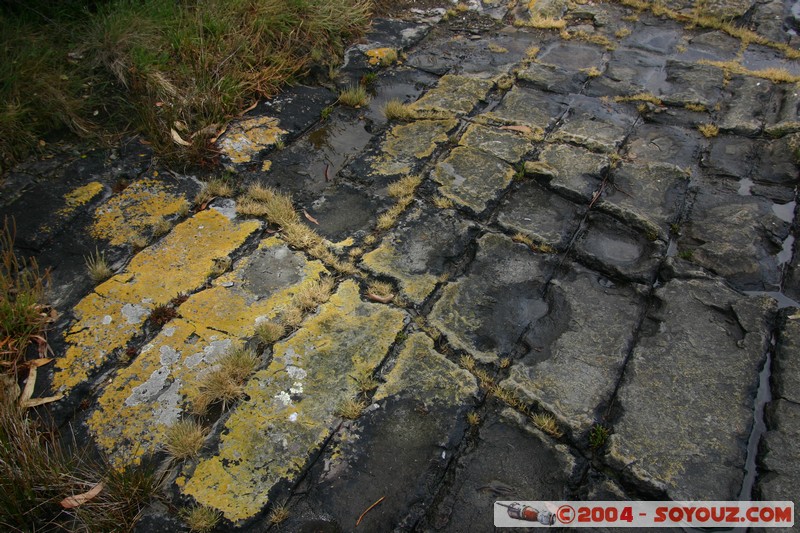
{"left": 375, "top": 333, "right": 478, "bottom": 406}
{"left": 181, "top": 281, "right": 406, "bottom": 522}
{"left": 361, "top": 208, "right": 476, "bottom": 304}
{"left": 501, "top": 264, "right": 645, "bottom": 436}
{"left": 372, "top": 119, "right": 458, "bottom": 176}
{"left": 606, "top": 278, "right": 774, "bottom": 500}
{"left": 410, "top": 74, "right": 495, "bottom": 117}
{"left": 430, "top": 233, "right": 551, "bottom": 363}
{"left": 432, "top": 146, "right": 516, "bottom": 215}
{"left": 458, "top": 123, "right": 532, "bottom": 163}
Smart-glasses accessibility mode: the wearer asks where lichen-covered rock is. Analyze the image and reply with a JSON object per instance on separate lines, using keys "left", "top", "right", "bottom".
{"left": 432, "top": 146, "right": 515, "bottom": 214}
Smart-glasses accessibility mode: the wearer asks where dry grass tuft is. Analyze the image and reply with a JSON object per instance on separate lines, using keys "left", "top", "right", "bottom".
{"left": 684, "top": 103, "right": 707, "bottom": 112}
{"left": 182, "top": 505, "right": 221, "bottom": 533}
{"left": 336, "top": 397, "right": 366, "bottom": 419}
{"left": 467, "top": 412, "right": 481, "bottom": 426}
{"left": 255, "top": 321, "right": 286, "bottom": 344}
{"left": 293, "top": 277, "right": 335, "bottom": 311}
{"left": 581, "top": 66, "right": 603, "bottom": 78}
{"left": 698, "top": 123, "right": 719, "bottom": 138}
{"left": 387, "top": 175, "right": 423, "bottom": 199}
{"left": 190, "top": 346, "right": 259, "bottom": 415}
{"left": 338, "top": 85, "right": 369, "bottom": 107}
{"left": 433, "top": 196, "right": 454, "bottom": 209}
{"left": 367, "top": 281, "right": 394, "bottom": 299}
{"left": 531, "top": 412, "right": 563, "bottom": 437}
{"left": 85, "top": 247, "right": 114, "bottom": 283}
{"left": 613, "top": 92, "right": 662, "bottom": 106}
{"left": 269, "top": 503, "right": 290, "bottom": 525}
{"left": 163, "top": 419, "right": 207, "bottom": 460}
{"left": 383, "top": 99, "right": 416, "bottom": 121}
{"left": 526, "top": 15, "right": 567, "bottom": 29}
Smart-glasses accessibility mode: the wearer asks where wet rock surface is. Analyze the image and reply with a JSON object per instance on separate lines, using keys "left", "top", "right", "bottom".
{"left": 3, "top": 0, "right": 800, "bottom": 530}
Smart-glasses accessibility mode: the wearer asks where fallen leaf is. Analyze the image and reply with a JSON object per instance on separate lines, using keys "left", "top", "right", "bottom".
{"left": 192, "top": 123, "right": 220, "bottom": 139}
{"left": 60, "top": 482, "right": 104, "bottom": 509}
{"left": 324, "top": 164, "right": 332, "bottom": 182}
{"left": 240, "top": 101, "right": 258, "bottom": 115}
{"left": 366, "top": 292, "right": 394, "bottom": 304}
{"left": 173, "top": 120, "right": 188, "bottom": 132}
{"left": 499, "top": 125, "right": 533, "bottom": 134}
{"left": 303, "top": 210, "right": 319, "bottom": 225}
{"left": 170, "top": 128, "right": 192, "bottom": 146}
{"left": 20, "top": 366, "right": 37, "bottom": 404}
{"left": 21, "top": 394, "right": 64, "bottom": 409}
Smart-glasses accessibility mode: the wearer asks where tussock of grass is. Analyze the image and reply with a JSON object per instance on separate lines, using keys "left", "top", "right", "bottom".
{"left": 383, "top": 99, "right": 416, "bottom": 121}
{"left": 467, "top": 412, "right": 481, "bottom": 426}
{"left": 255, "top": 321, "right": 286, "bottom": 344}
{"left": 433, "top": 196, "right": 454, "bottom": 209}
{"left": 182, "top": 505, "right": 221, "bottom": 533}
{"left": 163, "top": 419, "right": 207, "bottom": 460}
{"left": 523, "top": 15, "right": 567, "bottom": 29}
{"left": 367, "top": 281, "right": 394, "bottom": 299}
{"left": 1, "top": 218, "right": 52, "bottom": 365}
{"left": 269, "top": 503, "right": 290, "bottom": 525}
{"left": 151, "top": 218, "right": 172, "bottom": 237}
{"left": 532, "top": 412, "right": 563, "bottom": 437}
{"left": 581, "top": 66, "right": 603, "bottom": 78}
{"left": 697, "top": 59, "right": 800, "bottom": 84}
{"left": 294, "top": 277, "right": 335, "bottom": 310}
{"left": 85, "top": 247, "right": 114, "bottom": 283}
{"left": 194, "top": 179, "right": 234, "bottom": 206}
{"left": 236, "top": 197, "right": 271, "bottom": 217}
{"left": 1, "top": 0, "right": 373, "bottom": 166}
{"left": 336, "top": 397, "right": 366, "bottom": 419}
{"left": 613, "top": 92, "right": 663, "bottom": 106}
{"left": 338, "top": 85, "right": 369, "bottom": 107}
{"left": 684, "top": 103, "right": 707, "bottom": 112}
{"left": 615, "top": 27, "right": 632, "bottom": 38}
{"left": 563, "top": 30, "right": 617, "bottom": 50}
{"left": 698, "top": 123, "right": 720, "bottom": 138}
{"left": 387, "top": 175, "right": 423, "bottom": 199}
{"left": 190, "top": 346, "right": 259, "bottom": 415}
{"left": 488, "top": 43, "right": 508, "bottom": 53}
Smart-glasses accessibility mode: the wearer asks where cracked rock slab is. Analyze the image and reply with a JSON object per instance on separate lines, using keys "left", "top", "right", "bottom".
{"left": 527, "top": 142, "right": 607, "bottom": 202}
{"left": 477, "top": 85, "right": 569, "bottom": 132}
{"left": 553, "top": 95, "right": 637, "bottom": 153}
{"left": 181, "top": 280, "right": 406, "bottom": 522}
{"left": 361, "top": 207, "right": 476, "bottom": 304}
{"left": 432, "top": 146, "right": 516, "bottom": 215}
{"left": 430, "top": 233, "right": 553, "bottom": 363}
{"left": 607, "top": 278, "right": 774, "bottom": 500}
{"left": 503, "top": 263, "right": 645, "bottom": 437}
{"left": 458, "top": 123, "right": 532, "bottom": 163}
{"left": 410, "top": 74, "right": 494, "bottom": 117}
{"left": 496, "top": 180, "right": 583, "bottom": 246}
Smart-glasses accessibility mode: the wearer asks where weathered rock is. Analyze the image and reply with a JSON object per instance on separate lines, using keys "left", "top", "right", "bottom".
{"left": 361, "top": 207, "right": 476, "bottom": 304}
{"left": 599, "top": 162, "right": 688, "bottom": 238}
{"left": 370, "top": 119, "right": 458, "bottom": 177}
{"left": 682, "top": 190, "right": 789, "bottom": 290}
{"left": 553, "top": 95, "right": 637, "bottom": 153}
{"left": 86, "top": 238, "right": 328, "bottom": 464}
{"left": 624, "top": 124, "right": 704, "bottom": 171}
{"left": 496, "top": 180, "right": 583, "bottom": 246}
{"left": 620, "top": 22, "right": 685, "bottom": 55}
{"left": 574, "top": 212, "right": 665, "bottom": 283}
{"left": 607, "top": 278, "right": 774, "bottom": 500}
{"left": 410, "top": 74, "right": 494, "bottom": 117}
{"left": 718, "top": 76, "right": 777, "bottom": 135}
{"left": 765, "top": 85, "right": 800, "bottom": 137}
{"left": 584, "top": 48, "right": 666, "bottom": 97}
{"left": 527, "top": 142, "right": 607, "bottom": 202}
{"left": 477, "top": 85, "right": 569, "bottom": 132}
{"left": 181, "top": 281, "right": 406, "bottom": 522}
{"left": 757, "top": 400, "right": 800, "bottom": 507}
{"left": 430, "top": 233, "right": 553, "bottom": 363}
{"left": 421, "top": 409, "right": 575, "bottom": 532}
{"left": 503, "top": 263, "right": 645, "bottom": 436}
{"left": 703, "top": 135, "right": 757, "bottom": 179}
{"left": 284, "top": 333, "right": 478, "bottom": 531}
{"left": 53, "top": 209, "right": 261, "bottom": 394}
{"left": 517, "top": 41, "right": 607, "bottom": 94}
{"left": 432, "top": 146, "right": 516, "bottom": 215}
{"left": 302, "top": 183, "right": 387, "bottom": 243}
{"left": 661, "top": 59, "right": 725, "bottom": 107}
{"left": 458, "top": 123, "right": 532, "bottom": 163}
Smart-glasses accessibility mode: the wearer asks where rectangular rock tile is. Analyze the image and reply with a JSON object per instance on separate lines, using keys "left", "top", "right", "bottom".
{"left": 661, "top": 59, "right": 725, "bottom": 107}
{"left": 607, "top": 279, "right": 774, "bottom": 500}
{"left": 497, "top": 180, "right": 583, "bottom": 247}
{"left": 430, "top": 233, "right": 554, "bottom": 363}
{"left": 181, "top": 280, "right": 407, "bottom": 522}
{"left": 503, "top": 263, "right": 645, "bottom": 436}
{"left": 702, "top": 135, "right": 757, "bottom": 179}
{"left": 517, "top": 62, "right": 591, "bottom": 95}
{"left": 361, "top": 207, "right": 477, "bottom": 304}
{"left": 285, "top": 333, "right": 478, "bottom": 531}
{"left": 553, "top": 95, "right": 637, "bottom": 153}
{"left": 86, "top": 238, "right": 328, "bottom": 464}
{"left": 584, "top": 48, "right": 666, "bottom": 98}
{"left": 53, "top": 209, "right": 261, "bottom": 393}
{"left": 681, "top": 188, "right": 789, "bottom": 290}
{"left": 420, "top": 410, "right": 575, "bottom": 532}
{"left": 527, "top": 142, "right": 607, "bottom": 202}
{"left": 764, "top": 85, "right": 800, "bottom": 136}
{"left": 624, "top": 124, "right": 704, "bottom": 170}
{"left": 535, "top": 40, "right": 607, "bottom": 71}
{"left": 718, "top": 76, "right": 777, "bottom": 135}
{"left": 370, "top": 119, "right": 458, "bottom": 177}
{"left": 432, "top": 146, "right": 515, "bottom": 215}
{"left": 477, "top": 85, "right": 569, "bottom": 132}
{"left": 574, "top": 211, "right": 665, "bottom": 283}
{"left": 458, "top": 123, "right": 532, "bottom": 163}
{"left": 598, "top": 162, "right": 689, "bottom": 238}
{"left": 409, "top": 74, "right": 494, "bottom": 117}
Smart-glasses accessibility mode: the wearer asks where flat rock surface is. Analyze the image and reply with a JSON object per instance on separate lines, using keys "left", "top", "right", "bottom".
{"left": 4, "top": 0, "right": 800, "bottom": 530}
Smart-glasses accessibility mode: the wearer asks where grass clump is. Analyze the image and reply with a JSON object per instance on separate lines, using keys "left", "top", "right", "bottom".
{"left": 532, "top": 412, "right": 563, "bottom": 437}
{"left": 523, "top": 15, "right": 567, "bottom": 29}
{"left": 383, "top": 99, "right": 416, "bottom": 121}
{"left": 190, "top": 346, "right": 260, "bottom": 415}
{"left": 338, "top": 85, "right": 370, "bottom": 107}
{"left": 588, "top": 423, "right": 610, "bottom": 449}
{"left": 433, "top": 196, "right": 454, "bottom": 209}
{"left": 255, "top": 321, "right": 286, "bottom": 344}
{"left": 467, "top": 412, "right": 481, "bottom": 426}
{"left": 336, "top": 397, "right": 366, "bottom": 419}
{"left": 698, "top": 123, "right": 719, "bottom": 138}
{"left": 149, "top": 304, "right": 177, "bottom": 327}
{"left": 163, "top": 419, "right": 207, "bottom": 460}
{"left": 613, "top": 92, "right": 662, "bottom": 106}
{"left": 269, "top": 503, "right": 290, "bottom": 525}
{"left": 182, "top": 505, "right": 221, "bottom": 533}
{"left": 685, "top": 103, "right": 707, "bottom": 112}
{"left": 1, "top": 0, "right": 373, "bottom": 167}
{"left": 1, "top": 218, "right": 52, "bottom": 366}
{"left": 85, "top": 247, "right": 114, "bottom": 283}
{"left": 387, "top": 175, "right": 423, "bottom": 199}
{"left": 195, "top": 179, "right": 234, "bottom": 207}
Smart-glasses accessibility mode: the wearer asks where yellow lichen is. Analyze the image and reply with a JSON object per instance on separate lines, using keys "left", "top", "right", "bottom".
{"left": 217, "top": 115, "right": 287, "bottom": 164}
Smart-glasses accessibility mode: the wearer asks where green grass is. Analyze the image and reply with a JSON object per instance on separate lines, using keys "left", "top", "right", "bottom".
{"left": 1, "top": 0, "right": 372, "bottom": 170}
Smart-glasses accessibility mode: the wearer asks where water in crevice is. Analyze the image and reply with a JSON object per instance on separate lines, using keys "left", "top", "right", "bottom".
{"left": 738, "top": 351, "right": 773, "bottom": 503}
